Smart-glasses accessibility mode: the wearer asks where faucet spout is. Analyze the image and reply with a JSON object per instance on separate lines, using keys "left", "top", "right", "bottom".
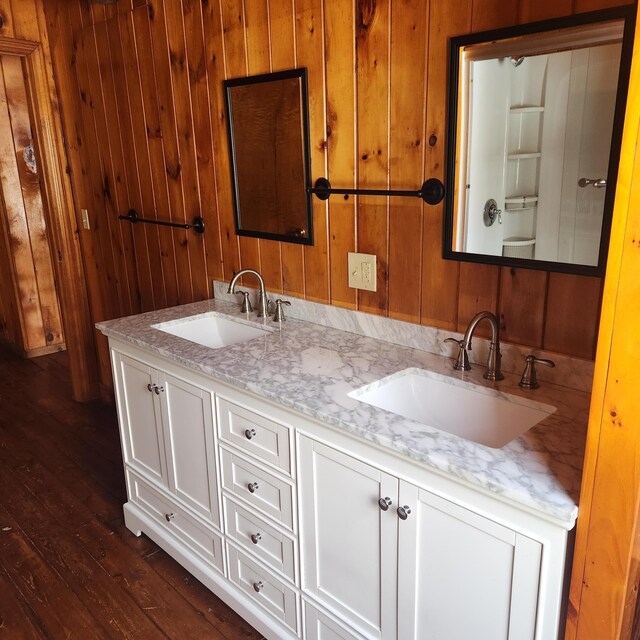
{"left": 462, "top": 311, "right": 504, "bottom": 381}
{"left": 227, "top": 269, "right": 270, "bottom": 318}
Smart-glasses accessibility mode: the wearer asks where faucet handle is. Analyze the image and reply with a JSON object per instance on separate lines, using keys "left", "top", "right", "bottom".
{"left": 444, "top": 338, "right": 471, "bottom": 371}
{"left": 519, "top": 354, "right": 555, "bottom": 389}
{"left": 236, "top": 290, "right": 253, "bottom": 313}
{"left": 273, "top": 299, "right": 291, "bottom": 323}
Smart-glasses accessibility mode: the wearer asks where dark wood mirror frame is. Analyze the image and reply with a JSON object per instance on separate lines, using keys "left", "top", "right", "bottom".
{"left": 225, "top": 68, "right": 314, "bottom": 246}
{"left": 443, "top": 6, "right": 636, "bottom": 276}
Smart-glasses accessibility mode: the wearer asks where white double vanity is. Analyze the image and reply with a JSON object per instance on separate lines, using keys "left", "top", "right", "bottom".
{"left": 98, "top": 294, "right": 589, "bottom": 640}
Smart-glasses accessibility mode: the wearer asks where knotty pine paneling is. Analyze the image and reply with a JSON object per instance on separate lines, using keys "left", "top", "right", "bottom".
{"left": 0, "top": 0, "right": 99, "bottom": 399}
{"left": 43, "top": 0, "right": 631, "bottom": 388}
{"left": 0, "top": 53, "right": 65, "bottom": 356}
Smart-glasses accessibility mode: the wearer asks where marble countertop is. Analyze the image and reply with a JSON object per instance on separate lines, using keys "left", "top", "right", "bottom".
{"left": 97, "top": 298, "right": 589, "bottom": 528}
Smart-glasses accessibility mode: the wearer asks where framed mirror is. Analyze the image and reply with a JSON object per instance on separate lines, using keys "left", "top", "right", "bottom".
{"left": 444, "top": 6, "right": 635, "bottom": 275}
{"left": 225, "top": 68, "right": 313, "bottom": 245}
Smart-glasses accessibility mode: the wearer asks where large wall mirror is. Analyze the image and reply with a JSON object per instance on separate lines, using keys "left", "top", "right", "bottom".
{"left": 444, "top": 6, "right": 635, "bottom": 275}
{"left": 225, "top": 68, "right": 313, "bottom": 245}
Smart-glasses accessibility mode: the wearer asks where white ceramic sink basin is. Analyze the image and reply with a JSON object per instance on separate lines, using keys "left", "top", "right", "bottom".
{"left": 152, "top": 313, "right": 271, "bottom": 349}
{"left": 348, "top": 368, "right": 556, "bottom": 448}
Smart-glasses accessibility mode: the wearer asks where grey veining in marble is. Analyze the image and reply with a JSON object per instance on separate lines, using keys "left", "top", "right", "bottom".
{"left": 213, "top": 280, "right": 594, "bottom": 393}
{"left": 97, "top": 298, "right": 588, "bottom": 528}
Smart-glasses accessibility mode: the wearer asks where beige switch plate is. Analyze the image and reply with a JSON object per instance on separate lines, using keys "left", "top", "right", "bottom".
{"left": 348, "top": 252, "right": 377, "bottom": 292}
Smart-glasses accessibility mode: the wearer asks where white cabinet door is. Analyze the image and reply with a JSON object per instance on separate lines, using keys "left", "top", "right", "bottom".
{"left": 160, "top": 371, "right": 220, "bottom": 527}
{"left": 298, "top": 436, "right": 398, "bottom": 640}
{"left": 112, "top": 348, "right": 220, "bottom": 529}
{"left": 112, "top": 351, "right": 167, "bottom": 485}
{"left": 304, "top": 601, "right": 365, "bottom": 640}
{"left": 397, "top": 484, "right": 541, "bottom": 640}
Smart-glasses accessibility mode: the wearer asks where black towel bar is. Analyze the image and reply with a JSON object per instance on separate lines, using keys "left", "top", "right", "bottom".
{"left": 119, "top": 209, "right": 205, "bottom": 234}
{"left": 307, "top": 177, "right": 445, "bottom": 205}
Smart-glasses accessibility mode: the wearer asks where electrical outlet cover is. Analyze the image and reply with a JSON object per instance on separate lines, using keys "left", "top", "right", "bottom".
{"left": 348, "top": 252, "right": 377, "bottom": 292}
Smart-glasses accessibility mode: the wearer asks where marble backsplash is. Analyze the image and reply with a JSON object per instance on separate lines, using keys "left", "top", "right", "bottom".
{"left": 212, "top": 281, "right": 595, "bottom": 394}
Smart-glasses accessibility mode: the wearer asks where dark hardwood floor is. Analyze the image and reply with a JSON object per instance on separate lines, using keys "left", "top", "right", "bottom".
{"left": 0, "top": 345, "right": 263, "bottom": 639}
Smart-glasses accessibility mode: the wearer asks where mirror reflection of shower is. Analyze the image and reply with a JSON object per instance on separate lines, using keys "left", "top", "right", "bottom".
{"left": 459, "top": 23, "right": 623, "bottom": 266}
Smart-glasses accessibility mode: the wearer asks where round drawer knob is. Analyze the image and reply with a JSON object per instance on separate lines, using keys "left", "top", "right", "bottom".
{"left": 147, "top": 383, "right": 154, "bottom": 392}
{"left": 378, "top": 497, "right": 392, "bottom": 511}
{"left": 165, "top": 512, "right": 175, "bottom": 522}
{"left": 155, "top": 385, "right": 164, "bottom": 395}
{"left": 253, "top": 581, "right": 264, "bottom": 593}
{"left": 244, "top": 428, "right": 256, "bottom": 440}
{"left": 397, "top": 505, "right": 412, "bottom": 520}
{"left": 247, "top": 482, "right": 259, "bottom": 494}
{"left": 250, "top": 533, "right": 262, "bottom": 545}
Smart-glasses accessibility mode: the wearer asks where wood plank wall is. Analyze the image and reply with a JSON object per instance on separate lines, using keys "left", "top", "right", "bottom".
{"left": 0, "top": 53, "right": 65, "bottom": 357}
{"left": 566, "top": 10, "right": 640, "bottom": 632}
{"left": 40, "top": 0, "right": 631, "bottom": 389}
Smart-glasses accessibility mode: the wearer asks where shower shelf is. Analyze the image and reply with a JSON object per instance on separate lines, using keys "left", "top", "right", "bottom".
{"left": 505, "top": 195, "right": 538, "bottom": 210}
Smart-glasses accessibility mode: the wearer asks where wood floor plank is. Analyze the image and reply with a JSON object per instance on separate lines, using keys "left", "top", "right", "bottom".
{"left": 0, "top": 503, "right": 114, "bottom": 640}
{"left": 0, "top": 567, "right": 46, "bottom": 639}
{"left": 0, "top": 422, "right": 240, "bottom": 640}
{"left": 0, "top": 422, "right": 257, "bottom": 640}
{"left": 0, "top": 460, "right": 168, "bottom": 639}
{"left": 0, "top": 345, "right": 262, "bottom": 640}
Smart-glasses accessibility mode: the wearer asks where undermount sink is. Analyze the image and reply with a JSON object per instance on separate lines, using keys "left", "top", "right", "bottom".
{"left": 348, "top": 368, "right": 556, "bottom": 448}
{"left": 152, "top": 313, "right": 272, "bottom": 349}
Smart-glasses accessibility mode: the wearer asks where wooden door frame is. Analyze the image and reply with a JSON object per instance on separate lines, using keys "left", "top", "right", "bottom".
{"left": 565, "top": 12, "right": 640, "bottom": 638}
{"left": 0, "top": 35, "right": 98, "bottom": 401}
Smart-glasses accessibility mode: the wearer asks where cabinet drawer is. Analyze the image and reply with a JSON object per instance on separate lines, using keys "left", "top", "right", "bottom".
{"left": 126, "top": 470, "right": 224, "bottom": 573}
{"left": 220, "top": 448, "right": 294, "bottom": 531}
{"left": 224, "top": 496, "right": 296, "bottom": 582}
{"left": 217, "top": 397, "right": 292, "bottom": 475}
{"left": 227, "top": 544, "right": 298, "bottom": 634}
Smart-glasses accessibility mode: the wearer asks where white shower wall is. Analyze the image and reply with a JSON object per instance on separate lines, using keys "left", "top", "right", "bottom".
{"left": 463, "top": 42, "right": 621, "bottom": 265}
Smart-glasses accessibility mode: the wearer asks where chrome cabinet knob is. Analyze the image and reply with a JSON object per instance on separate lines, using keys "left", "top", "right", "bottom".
{"left": 245, "top": 428, "right": 256, "bottom": 440}
{"left": 397, "top": 505, "right": 412, "bottom": 520}
{"left": 247, "top": 482, "right": 259, "bottom": 494}
{"left": 378, "top": 497, "right": 392, "bottom": 511}
{"left": 165, "top": 512, "right": 174, "bottom": 522}
{"left": 154, "top": 385, "right": 164, "bottom": 395}
{"left": 253, "top": 581, "right": 264, "bottom": 593}
{"left": 147, "top": 383, "right": 154, "bottom": 392}
{"left": 250, "top": 533, "right": 262, "bottom": 545}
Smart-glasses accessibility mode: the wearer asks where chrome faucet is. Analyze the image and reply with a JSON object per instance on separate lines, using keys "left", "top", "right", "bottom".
{"left": 227, "top": 269, "right": 270, "bottom": 318}
{"left": 446, "top": 311, "right": 504, "bottom": 381}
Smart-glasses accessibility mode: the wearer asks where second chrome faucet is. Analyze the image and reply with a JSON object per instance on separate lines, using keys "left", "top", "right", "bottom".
{"left": 445, "top": 311, "right": 504, "bottom": 381}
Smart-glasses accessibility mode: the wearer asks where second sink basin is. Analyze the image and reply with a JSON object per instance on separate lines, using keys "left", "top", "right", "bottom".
{"left": 348, "top": 368, "right": 556, "bottom": 448}
{"left": 152, "top": 313, "right": 272, "bottom": 349}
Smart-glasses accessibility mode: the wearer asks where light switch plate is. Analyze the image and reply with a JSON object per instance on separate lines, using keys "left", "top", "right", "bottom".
{"left": 81, "top": 208, "right": 90, "bottom": 230}
{"left": 348, "top": 252, "right": 377, "bottom": 292}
